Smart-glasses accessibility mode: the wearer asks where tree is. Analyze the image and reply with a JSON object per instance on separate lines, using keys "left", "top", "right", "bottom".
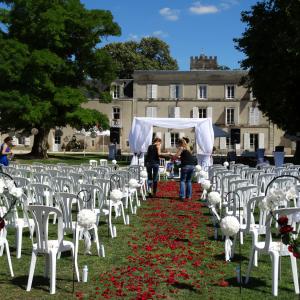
{"left": 235, "top": 0, "right": 300, "bottom": 162}
{"left": 0, "top": 0, "right": 121, "bottom": 158}
{"left": 103, "top": 37, "right": 178, "bottom": 78}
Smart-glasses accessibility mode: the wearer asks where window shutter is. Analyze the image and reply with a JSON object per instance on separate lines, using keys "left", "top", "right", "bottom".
{"left": 207, "top": 107, "right": 213, "bottom": 119}
{"left": 225, "top": 107, "right": 228, "bottom": 125}
{"left": 220, "top": 137, "right": 227, "bottom": 150}
{"left": 249, "top": 107, "right": 254, "bottom": 125}
{"left": 119, "top": 84, "right": 124, "bottom": 98}
{"left": 258, "top": 133, "right": 264, "bottom": 148}
{"left": 234, "top": 107, "right": 239, "bottom": 125}
{"left": 170, "top": 85, "right": 176, "bottom": 99}
{"left": 192, "top": 107, "right": 199, "bottom": 118}
{"left": 165, "top": 132, "right": 171, "bottom": 148}
{"left": 244, "top": 133, "right": 250, "bottom": 150}
{"left": 254, "top": 108, "right": 260, "bottom": 125}
{"left": 174, "top": 107, "right": 180, "bottom": 118}
{"left": 25, "top": 137, "right": 31, "bottom": 146}
{"left": 169, "top": 106, "right": 175, "bottom": 118}
{"left": 152, "top": 84, "right": 158, "bottom": 99}
{"left": 146, "top": 84, "right": 152, "bottom": 99}
{"left": 146, "top": 107, "right": 157, "bottom": 117}
{"left": 156, "top": 132, "right": 162, "bottom": 139}
{"left": 179, "top": 85, "right": 184, "bottom": 99}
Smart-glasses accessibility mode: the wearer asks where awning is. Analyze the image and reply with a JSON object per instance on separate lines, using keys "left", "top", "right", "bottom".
{"left": 213, "top": 125, "right": 230, "bottom": 138}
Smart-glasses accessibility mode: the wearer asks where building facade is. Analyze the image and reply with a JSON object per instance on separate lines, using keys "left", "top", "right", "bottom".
{"left": 4, "top": 65, "right": 293, "bottom": 155}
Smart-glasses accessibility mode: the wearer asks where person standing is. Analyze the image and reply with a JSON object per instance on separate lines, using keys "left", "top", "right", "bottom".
{"left": 172, "top": 138, "right": 196, "bottom": 201}
{"left": 145, "top": 137, "right": 162, "bottom": 197}
{"left": 0, "top": 137, "right": 14, "bottom": 166}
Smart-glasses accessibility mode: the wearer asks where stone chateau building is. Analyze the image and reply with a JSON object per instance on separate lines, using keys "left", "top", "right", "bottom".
{"left": 5, "top": 55, "right": 294, "bottom": 155}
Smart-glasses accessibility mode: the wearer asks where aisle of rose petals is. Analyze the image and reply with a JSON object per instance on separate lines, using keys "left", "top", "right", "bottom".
{"left": 77, "top": 181, "right": 229, "bottom": 299}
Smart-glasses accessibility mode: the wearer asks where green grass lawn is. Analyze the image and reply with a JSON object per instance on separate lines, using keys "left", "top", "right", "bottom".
{"left": 1, "top": 181, "right": 300, "bottom": 299}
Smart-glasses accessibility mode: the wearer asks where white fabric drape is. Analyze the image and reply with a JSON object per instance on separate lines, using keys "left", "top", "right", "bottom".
{"left": 129, "top": 117, "right": 214, "bottom": 164}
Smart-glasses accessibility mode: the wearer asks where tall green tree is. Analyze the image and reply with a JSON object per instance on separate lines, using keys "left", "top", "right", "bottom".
{"left": 235, "top": 0, "right": 300, "bottom": 162}
{"left": 0, "top": 0, "right": 121, "bottom": 158}
{"left": 103, "top": 37, "right": 178, "bottom": 78}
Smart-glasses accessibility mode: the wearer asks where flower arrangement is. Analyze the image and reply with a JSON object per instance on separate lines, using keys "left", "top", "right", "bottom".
{"left": 112, "top": 159, "right": 117, "bottom": 165}
{"left": 129, "top": 178, "right": 139, "bottom": 188}
{"left": 207, "top": 191, "right": 221, "bottom": 206}
{"left": 77, "top": 209, "right": 97, "bottom": 255}
{"left": 220, "top": 216, "right": 240, "bottom": 237}
{"left": 195, "top": 165, "right": 202, "bottom": 172}
{"left": 0, "top": 176, "right": 23, "bottom": 231}
{"left": 110, "top": 189, "right": 123, "bottom": 202}
{"left": 223, "top": 161, "right": 229, "bottom": 167}
{"left": 77, "top": 209, "right": 97, "bottom": 229}
{"left": 277, "top": 215, "right": 300, "bottom": 258}
{"left": 140, "top": 170, "right": 148, "bottom": 178}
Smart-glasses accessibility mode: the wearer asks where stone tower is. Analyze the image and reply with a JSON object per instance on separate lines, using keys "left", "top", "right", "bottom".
{"left": 190, "top": 54, "right": 218, "bottom": 70}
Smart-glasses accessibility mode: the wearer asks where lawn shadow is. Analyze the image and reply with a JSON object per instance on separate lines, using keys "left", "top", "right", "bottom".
{"left": 172, "top": 281, "right": 200, "bottom": 293}
{"left": 213, "top": 253, "right": 248, "bottom": 262}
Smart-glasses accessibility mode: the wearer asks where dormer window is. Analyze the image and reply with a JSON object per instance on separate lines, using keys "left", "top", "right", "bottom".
{"left": 111, "top": 84, "right": 122, "bottom": 99}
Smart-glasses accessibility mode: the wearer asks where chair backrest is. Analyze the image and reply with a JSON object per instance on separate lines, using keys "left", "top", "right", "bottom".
{"left": 26, "top": 205, "right": 63, "bottom": 253}
{"left": 99, "top": 159, "right": 108, "bottom": 166}
{"left": 31, "top": 172, "right": 52, "bottom": 184}
{"left": 128, "top": 165, "right": 143, "bottom": 181}
{"left": 89, "top": 160, "right": 98, "bottom": 167}
{"left": 56, "top": 192, "right": 78, "bottom": 232}
{"left": 51, "top": 176, "right": 74, "bottom": 193}
{"left": 27, "top": 183, "right": 54, "bottom": 205}
{"left": 78, "top": 184, "right": 104, "bottom": 210}
{"left": 228, "top": 179, "right": 248, "bottom": 192}
{"left": 13, "top": 176, "right": 30, "bottom": 188}
{"left": 245, "top": 196, "right": 266, "bottom": 234}
{"left": 93, "top": 178, "right": 110, "bottom": 197}
{"left": 109, "top": 173, "right": 125, "bottom": 191}
{"left": 31, "top": 166, "right": 45, "bottom": 173}
{"left": 83, "top": 170, "right": 99, "bottom": 183}
{"left": 48, "top": 169, "right": 63, "bottom": 178}
{"left": 264, "top": 207, "right": 300, "bottom": 252}
{"left": 257, "top": 173, "right": 276, "bottom": 195}
{"left": 93, "top": 167, "right": 110, "bottom": 179}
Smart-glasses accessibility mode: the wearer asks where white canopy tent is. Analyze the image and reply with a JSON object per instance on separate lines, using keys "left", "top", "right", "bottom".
{"left": 128, "top": 117, "right": 214, "bottom": 166}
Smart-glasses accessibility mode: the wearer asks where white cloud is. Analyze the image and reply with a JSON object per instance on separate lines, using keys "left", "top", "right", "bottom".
{"left": 220, "top": 0, "right": 240, "bottom": 10}
{"left": 153, "top": 30, "right": 168, "bottom": 38}
{"left": 189, "top": 2, "right": 219, "bottom": 14}
{"left": 159, "top": 7, "right": 180, "bottom": 21}
{"left": 128, "top": 33, "right": 139, "bottom": 41}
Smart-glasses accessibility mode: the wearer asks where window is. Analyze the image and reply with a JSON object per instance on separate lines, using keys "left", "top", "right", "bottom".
{"left": 170, "top": 84, "right": 183, "bottom": 99}
{"left": 112, "top": 107, "right": 120, "bottom": 120}
{"left": 226, "top": 108, "right": 235, "bottom": 125}
{"left": 169, "top": 106, "right": 180, "bottom": 118}
{"left": 250, "top": 133, "right": 259, "bottom": 150}
{"left": 198, "top": 108, "right": 207, "bottom": 118}
{"left": 226, "top": 137, "right": 235, "bottom": 150}
{"left": 198, "top": 85, "right": 207, "bottom": 99}
{"left": 18, "top": 136, "right": 25, "bottom": 145}
{"left": 111, "top": 85, "right": 121, "bottom": 99}
{"left": 54, "top": 135, "right": 61, "bottom": 144}
{"left": 249, "top": 107, "right": 260, "bottom": 125}
{"left": 146, "top": 107, "right": 157, "bottom": 117}
{"left": 170, "top": 133, "right": 179, "bottom": 148}
{"left": 146, "top": 84, "right": 158, "bottom": 99}
{"left": 225, "top": 85, "right": 235, "bottom": 99}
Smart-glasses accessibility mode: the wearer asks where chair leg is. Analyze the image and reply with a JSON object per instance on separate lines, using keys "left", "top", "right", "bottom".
{"left": 4, "top": 240, "right": 14, "bottom": 277}
{"left": 16, "top": 226, "right": 23, "bottom": 259}
{"left": 270, "top": 252, "right": 279, "bottom": 297}
{"left": 49, "top": 251, "right": 57, "bottom": 294}
{"left": 44, "top": 254, "right": 49, "bottom": 278}
{"left": 290, "top": 254, "right": 300, "bottom": 294}
{"left": 71, "top": 246, "right": 80, "bottom": 282}
{"left": 108, "top": 209, "right": 114, "bottom": 238}
{"left": 245, "top": 248, "right": 256, "bottom": 284}
{"left": 93, "top": 226, "right": 100, "bottom": 257}
{"left": 26, "top": 251, "right": 37, "bottom": 291}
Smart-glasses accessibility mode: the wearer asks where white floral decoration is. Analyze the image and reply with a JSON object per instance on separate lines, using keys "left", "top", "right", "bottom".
{"left": 198, "top": 170, "right": 208, "bottom": 179}
{"left": 140, "top": 170, "right": 148, "bottom": 178}
{"left": 201, "top": 179, "right": 211, "bottom": 191}
{"left": 220, "top": 216, "right": 240, "bottom": 236}
{"left": 110, "top": 189, "right": 123, "bottom": 202}
{"left": 0, "top": 178, "right": 22, "bottom": 198}
{"left": 286, "top": 186, "right": 297, "bottom": 201}
{"left": 129, "top": 178, "right": 139, "bottom": 188}
{"left": 77, "top": 209, "right": 96, "bottom": 229}
{"left": 207, "top": 191, "right": 221, "bottom": 206}
{"left": 9, "top": 186, "right": 23, "bottom": 198}
{"left": 112, "top": 159, "right": 117, "bottom": 165}
{"left": 223, "top": 161, "right": 229, "bottom": 167}
{"left": 195, "top": 165, "right": 202, "bottom": 172}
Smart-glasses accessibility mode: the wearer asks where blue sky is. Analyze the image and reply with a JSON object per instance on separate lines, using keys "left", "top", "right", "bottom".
{"left": 82, "top": 0, "right": 258, "bottom": 70}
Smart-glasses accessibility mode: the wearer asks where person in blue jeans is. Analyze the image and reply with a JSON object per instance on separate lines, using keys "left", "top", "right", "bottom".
{"left": 172, "top": 138, "right": 196, "bottom": 200}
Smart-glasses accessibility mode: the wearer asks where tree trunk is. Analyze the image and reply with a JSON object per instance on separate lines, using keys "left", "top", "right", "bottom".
{"left": 294, "top": 141, "right": 300, "bottom": 164}
{"left": 30, "top": 128, "right": 50, "bottom": 159}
